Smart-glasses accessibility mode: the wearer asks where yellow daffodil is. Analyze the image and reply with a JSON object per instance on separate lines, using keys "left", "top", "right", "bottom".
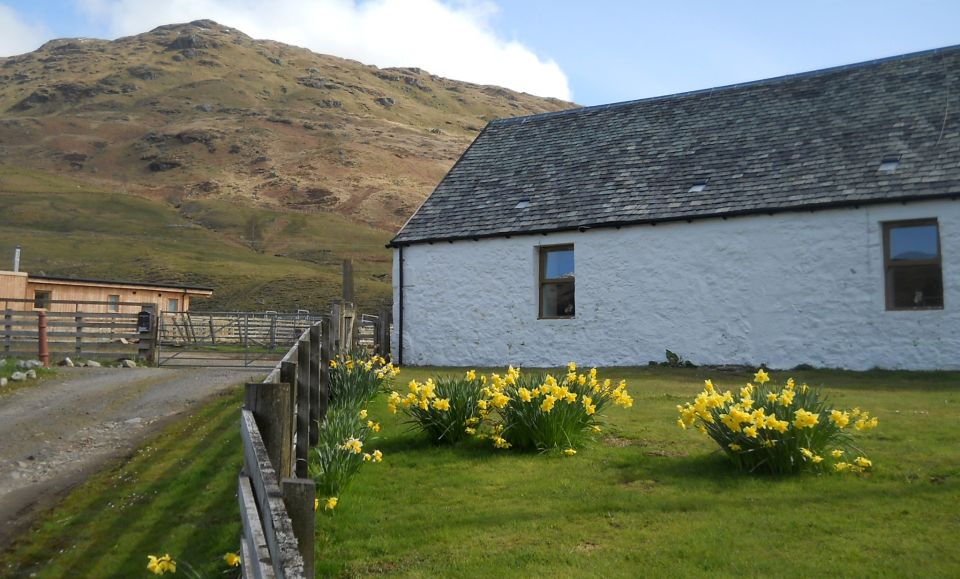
{"left": 465, "top": 369, "right": 476, "bottom": 381}
{"left": 363, "top": 453, "right": 372, "bottom": 462}
{"left": 314, "top": 498, "right": 319, "bottom": 511}
{"left": 359, "top": 409, "right": 368, "bottom": 419}
{"left": 831, "top": 449, "right": 844, "bottom": 458}
{"left": 800, "top": 447, "right": 814, "bottom": 458}
{"left": 754, "top": 369, "right": 770, "bottom": 384}
{"left": 541, "top": 395, "right": 557, "bottom": 413}
{"left": 372, "top": 449, "right": 383, "bottom": 462}
{"left": 812, "top": 455, "right": 823, "bottom": 464}
{"left": 224, "top": 552, "right": 240, "bottom": 567}
{"left": 729, "top": 443, "right": 742, "bottom": 451}
{"left": 591, "top": 425, "right": 602, "bottom": 433}
{"left": 563, "top": 448, "right": 577, "bottom": 456}
{"left": 854, "top": 456, "right": 872, "bottom": 468}
{"left": 325, "top": 497, "right": 338, "bottom": 510}
{"left": 146, "top": 554, "right": 176, "bottom": 575}
{"left": 793, "top": 409, "right": 819, "bottom": 429}
{"left": 830, "top": 410, "right": 850, "bottom": 428}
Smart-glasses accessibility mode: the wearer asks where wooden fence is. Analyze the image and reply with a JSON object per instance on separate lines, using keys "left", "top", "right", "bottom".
{"left": 239, "top": 304, "right": 357, "bottom": 578}
{"left": 1, "top": 298, "right": 155, "bottom": 361}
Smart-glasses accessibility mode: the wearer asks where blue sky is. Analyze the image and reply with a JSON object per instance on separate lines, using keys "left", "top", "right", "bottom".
{"left": 2, "top": 1, "right": 959, "bottom": 105}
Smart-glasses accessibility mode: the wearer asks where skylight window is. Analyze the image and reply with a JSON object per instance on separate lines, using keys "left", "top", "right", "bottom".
{"left": 688, "top": 180, "right": 708, "bottom": 193}
{"left": 879, "top": 154, "right": 901, "bottom": 173}
{"left": 515, "top": 199, "right": 530, "bottom": 209}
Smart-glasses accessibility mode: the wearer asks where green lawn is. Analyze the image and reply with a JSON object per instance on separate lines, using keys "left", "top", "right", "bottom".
{"left": 2, "top": 367, "right": 957, "bottom": 578}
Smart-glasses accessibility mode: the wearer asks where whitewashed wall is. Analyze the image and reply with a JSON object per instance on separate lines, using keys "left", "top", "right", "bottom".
{"left": 393, "top": 199, "right": 960, "bottom": 370}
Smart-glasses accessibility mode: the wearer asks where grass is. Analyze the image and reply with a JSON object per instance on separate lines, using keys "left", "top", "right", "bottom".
{"left": 0, "top": 358, "right": 56, "bottom": 395}
{"left": 2, "top": 367, "right": 957, "bottom": 577}
{"left": 0, "top": 190, "right": 393, "bottom": 312}
{"left": 0, "top": 387, "right": 246, "bottom": 578}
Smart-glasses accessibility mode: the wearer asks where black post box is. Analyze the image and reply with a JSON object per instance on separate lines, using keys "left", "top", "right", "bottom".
{"left": 137, "top": 310, "right": 152, "bottom": 333}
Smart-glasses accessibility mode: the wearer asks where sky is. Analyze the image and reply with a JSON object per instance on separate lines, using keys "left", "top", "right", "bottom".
{"left": 1, "top": 0, "right": 958, "bottom": 106}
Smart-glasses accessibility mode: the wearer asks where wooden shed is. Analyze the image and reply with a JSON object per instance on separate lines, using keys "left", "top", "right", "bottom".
{"left": 0, "top": 270, "right": 213, "bottom": 313}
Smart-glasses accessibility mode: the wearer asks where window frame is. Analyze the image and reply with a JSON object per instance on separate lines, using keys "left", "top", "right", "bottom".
{"left": 882, "top": 218, "right": 943, "bottom": 311}
{"left": 107, "top": 294, "right": 120, "bottom": 313}
{"left": 33, "top": 290, "right": 52, "bottom": 310}
{"left": 538, "top": 244, "right": 575, "bottom": 319}
{"left": 167, "top": 298, "right": 179, "bottom": 313}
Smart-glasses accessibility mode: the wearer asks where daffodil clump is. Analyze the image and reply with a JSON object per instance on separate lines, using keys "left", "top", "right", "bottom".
{"left": 329, "top": 353, "right": 400, "bottom": 410}
{"left": 389, "top": 372, "right": 485, "bottom": 443}
{"left": 677, "top": 369, "right": 879, "bottom": 474}
{"left": 309, "top": 406, "right": 385, "bottom": 512}
{"left": 487, "top": 363, "right": 633, "bottom": 451}
{"left": 390, "top": 364, "right": 632, "bottom": 453}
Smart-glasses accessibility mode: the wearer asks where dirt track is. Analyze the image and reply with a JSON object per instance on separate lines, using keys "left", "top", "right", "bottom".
{"left": 0, "top": 366, "right": 260, "bottom": 549}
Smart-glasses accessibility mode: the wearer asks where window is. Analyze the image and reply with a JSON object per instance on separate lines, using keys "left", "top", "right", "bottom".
{"left": 107, "top": 295, "right": 120, "bottom": 312}
{"left": 167, "top": 298, "right": 179, "bottom": 313}
{"left": 33, "top": 290, "right": 51, "bottom": 310}
{"left": 539, "top": 245, "right": 575, "bottom": 318}
{"left": 883, "top": 219, "right": 943, "bottom": 310}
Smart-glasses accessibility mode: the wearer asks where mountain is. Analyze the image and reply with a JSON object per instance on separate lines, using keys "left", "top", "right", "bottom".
{"left": 0, "top": 20, "right": 573, "bottom": 312}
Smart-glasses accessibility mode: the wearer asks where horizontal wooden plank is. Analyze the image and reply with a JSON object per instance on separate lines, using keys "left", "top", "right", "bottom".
{"left": 0, "top": 330, "right": 139, "bottom": 339}
{"left": 239, "top": 474, "right": 275, "bottom": 579}
{"left": 1, "top": 311, "right": 140, "bottom": 320}
{"left": 240, "top": 409, "right": 306, "bottom": 578}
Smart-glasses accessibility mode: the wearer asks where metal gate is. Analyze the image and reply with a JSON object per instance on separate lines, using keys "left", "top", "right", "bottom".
{"left": 157, "top": 311, "right": 323, "bottom": 369}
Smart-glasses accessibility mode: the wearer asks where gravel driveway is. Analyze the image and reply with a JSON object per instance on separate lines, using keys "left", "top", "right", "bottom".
{"left": 0, "top": 366, "right": 261, "bottom": 549}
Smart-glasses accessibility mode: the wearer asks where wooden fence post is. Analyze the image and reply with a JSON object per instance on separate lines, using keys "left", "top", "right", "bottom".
{"left": 376, "top": 309, "right": 391, "bottom": 359}
{"left": 281, "top": 478, "right": 316, "bottom": 578}
{"left": 245, "top": 382, "right": 294, "bottom": 478}
{"left": 74, "top": 313, "right": 83, "bottom": 358}
{"left": 309, "top": 323, "right": 322, "bottom": 446}
{"left": 330, "top": 304, "right": 342, "bottom": 356}
{"left": 3, "top": 309, "right": 12, "bottom": 354}
{"left": 295, "top": 338, "right": 311, "bottom": 478}
{"left": 342, "top": 259, "right": 354, "bottom": 304}
{"left": 320, "top": 314, "right": 334, "bottom": 419}
{"left": 280, "top": 360, "right": 298, "bottom": 479}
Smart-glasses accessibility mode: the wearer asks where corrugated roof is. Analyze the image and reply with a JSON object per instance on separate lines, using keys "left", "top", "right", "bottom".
{"left": 391, "top": 45, "right": 960, "bottom": 246}
{"left": 29, "top": 274, "right": 213, "bottom": 293}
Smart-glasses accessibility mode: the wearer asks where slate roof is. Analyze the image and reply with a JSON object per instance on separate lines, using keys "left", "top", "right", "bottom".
{"left": 391, "top": 45, "right": 960, "bottom": 246}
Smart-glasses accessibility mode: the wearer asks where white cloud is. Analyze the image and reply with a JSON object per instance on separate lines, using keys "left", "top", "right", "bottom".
{"left": 75, "top": 0, "right": 572, "bottom": 100}
{"left": 0, "top": 4, "right": 53, "bottom": 57}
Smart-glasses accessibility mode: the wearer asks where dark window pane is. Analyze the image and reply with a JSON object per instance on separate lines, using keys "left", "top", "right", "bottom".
{"left": 33, "top": 291, "right": 51, "bottom": 309}
{"left": 541, "top": 282, "right": 575, "bottom": 317}
{"left": 890, "top": 224, "right": 938, "bottom": 261}
{"left": 889, "top": 265, "right": 943, "bottom": 308}
{"left": 544, "top": 249, "right": 574, "bottom": 279}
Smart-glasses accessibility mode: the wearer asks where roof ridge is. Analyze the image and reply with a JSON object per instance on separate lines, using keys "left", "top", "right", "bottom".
{"left": 491, "top": 43, "right": 960, "bottom": 127}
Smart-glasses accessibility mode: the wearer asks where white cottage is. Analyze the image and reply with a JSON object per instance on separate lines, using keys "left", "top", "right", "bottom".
{"left": 390, "top": 46, "right": 960, "bottom": 371}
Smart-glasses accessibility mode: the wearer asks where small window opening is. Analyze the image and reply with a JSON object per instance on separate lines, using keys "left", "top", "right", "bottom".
{"left": 879, "top": 154, "right": 901, "bottom": 172}
{"left": 688, "top": 180, "right": 708, "bottom": 193}
{"left": 33, "top": 290, "right": 52, "bottom": 310}
{"left": 515, "top": 199, "right": 530, "bottom": 209}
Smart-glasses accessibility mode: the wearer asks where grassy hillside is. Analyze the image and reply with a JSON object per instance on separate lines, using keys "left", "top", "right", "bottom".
{"left": 0, "top": 173, "right": 392, "bottom": 312}
{"left": 0, "top": 19, "right": 572, "bottom": 231}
